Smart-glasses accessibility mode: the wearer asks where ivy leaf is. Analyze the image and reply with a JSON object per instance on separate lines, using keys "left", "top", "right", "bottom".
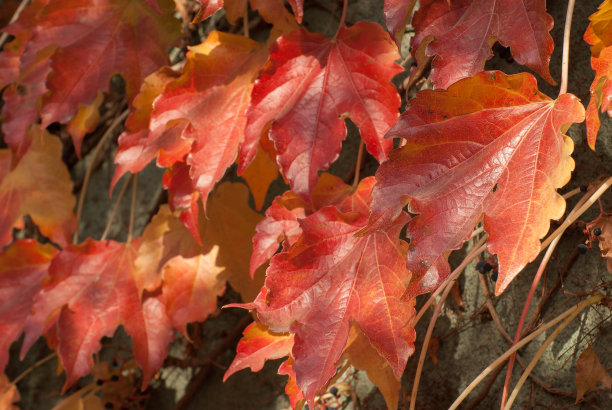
{"left": 0, "top": 374, "right": 19, "bottom": 410}
{"left": 22, "top": 239, "right": 173, "bottom": 390}
{"left": 575, "top": 346, "right": 612, "bottom": 402}
{"left": 249, "top": 178, "right": 416, "bottom": 403}
{"left": 250, "top": 173, "right": 360, "bottom": 277}
{"left": 384, "top": 0, "right": 417, "bottom": 44}
{"left": 411, "top": 0, "right": 555, "bottom": 89}
{"left": 0, "top": 240, "right": 57, "bottom": 374}
{"left": 9, "top": 0, "right": 179, "bottom": 126}
{"left": 113, "top": 31, "right": 268, "bottom": 211}
{"left": 242, "top": 23, "right": 402, "bottom": 201}
{"left": 584, "top": 0, "right": 612, "bottom": 149}
{"left": 370, "top": 71, "right": 584, "bottom": 296}
{"left": 0, "top": 128, "right": 76, "bottom": 248}
{"left": 193, "top": 0, "right": 223, "bottom": 22}
{"left": 223, "top": 321, "right": 294, "bottom": 380}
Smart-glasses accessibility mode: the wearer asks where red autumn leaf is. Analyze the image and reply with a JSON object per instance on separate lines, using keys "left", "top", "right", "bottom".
{"left": 247, "top": 177, "right": 416, "bottom": 403}
{"left": 0, "top": 240, "right": 57, "bottom": 374}
{"left": 113, "top": 31, "right": 268, "bottom": 211}
{"left": 223, "top": 321, "right": 294, "bottom": 380}
{"left": 411, "top": 0, "right": 555, "bottom": 89}
{"left": 22, "top": 239, "right": 173, "bottom": 390}
{"left": 5, "top": 0, "right": 179, "bottom": 131}
{"left": 370, "top": 71, "right": 584, "bottom": 296}
{"left": 193, "top": 0, "right": 223, "bottom": 22}
{"left": 242, "top": 23, "right": 402, "bottom": 201}
{"left": 0, "top": 128, "right": 76, "bottom": 248}
{"left": 384, "top": 0, "right": 417, "bottom": 44}
{"left": 278, "top": 358, "right": 304, "bottom": 409}
{"left": 249, "top": 173, "right": 358, "bottom": 277}
{"left": 162, "top": 162, "right": 203, "bottom": 244}
{"left": 584, "top": 0, "right": 612, "bottom": 149}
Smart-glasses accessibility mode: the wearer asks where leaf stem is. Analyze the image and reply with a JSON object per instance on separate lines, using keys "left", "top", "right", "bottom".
{"left": 73, "top": 110, "right": 129, "bottom": 243}
{"left": 503, "top": 299, "right": 587, "bottom": 410}
{"left": 0, "top": 0, "right": 29, "bottom": 49}
{"left": 409, "top": 260, "right": 457, "bottom": 410}
{"left": 333, "top": 0, "right": 348, "bottom": 40}
{"left": 410, "top": 236, "right": 487, "bottom": 328}
{"left": 100, "top": 174, "right": 132, "bottom": 241}
{"left": 559, "top": 0, "right": 576, "bottom": 96}
{"left": 127, "top": 173, "right": 138, "bottom": 243}
{"left": 11, "top": 353, "right": 56, "bottom": 386}
{"left": 243, "top": 3, "right": 249, "bottom": 38}
{"left": 449, "top": 293, "right": 603, "bottom": 410}
{"left": 500, "top": 233, "right": 561, "bottom": 408}
{"left": 352, "top": 141, "right": 364, "bottom": 188}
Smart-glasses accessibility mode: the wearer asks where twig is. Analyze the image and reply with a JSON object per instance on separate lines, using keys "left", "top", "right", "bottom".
{"left": 500, "top": 233, "right": 562, "bottom": 407}
{"left": 409, "top": 268, "right": 456, "bottom": 410}
{"left": 503, "top": 292, "right": 594, "bottom": 409}
{"left": 73, "top": 110, "right": 129, "bottom": 243}
{"left": 173, "top": 314, "right": 253, "bottom": 410}
{"left": 352, "top": 141, "right": 364, "bottom": 188}
{"left": 11, "top": 353, "right": 56, "bottom": 385}
{"left": 127, "top": 173, "right": 138, "bottom": 243}
{"left": 332, "top": 0, "right": 348, "bottom": 40}
{"left": 100, "top": 175, "right": 132, "bottom": 241}
{"left": 449, "top": 293, "right": 603, "bottom": 410}
{"left": 411, "top": 237, "right": 487, "bottom": 328}
{"left": 559, "top": 0, "right": 576, "bottom": 96}
{"left": 0, "top": 0, "right": 29, "bottom": 49}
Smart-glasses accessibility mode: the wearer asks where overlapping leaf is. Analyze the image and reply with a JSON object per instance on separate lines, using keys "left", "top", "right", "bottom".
{"left": 246, "top": 177, "right": 416, "bottom": 403}
{"left": 0, "top": 128, "right": 76, "bottom": 248}
{"left": 370, "top": 71, "right": 584, "bottom": 295}
{"left": 249, "top": 173, "right": 354, "bottom": 277}
{"left": 113, "top": 31, "right": 268, "bottom": 211}
{"left": 411, "top": 0, "right": 554, "bottom": 89}
{"left": 584, "top": 0, "right": 612, "bottom": 148}
{"left": 0, "top": 240, "right": 57, "bottom": 374}
{"left": 242, "top": 23, "right": 402, "bottom": 201}
{"left": 0, "top": 0, "right": 181, "bottom": 155}
{"left": 21, "top": 239, "right": 173, "bottom": 390}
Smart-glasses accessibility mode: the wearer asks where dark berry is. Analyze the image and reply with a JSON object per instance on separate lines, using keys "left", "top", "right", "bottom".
{"left": 593, "top": 227, "right": 602, "bottom": 236}
{"left": 577, "top": 243, "right": 588, "bottom": 254}
{"left": 96, "top": 379, "right": 104, "bottom": 386}
{"left": 490, "top": 271, "right": 498, "bottom": 282}
{"left": 580, "top": 185, "right": 588, "bottom": 192}
{"left": 329, "top": 386, "right": 339, "bottom": 396}
{"left": 104, "top": 403, "right": 113, "bottom": 410}
{"left": 476, "top": 261, "right": 493, "bottom": 274}
{"left": 110, "top": 375, "right": 119, "bottom": 382}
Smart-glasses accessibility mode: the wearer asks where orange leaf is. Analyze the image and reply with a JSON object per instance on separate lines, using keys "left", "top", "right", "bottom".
{"left": 588, "top": 214, "right": 612, "bottom": 273}
{"left": 584, "top": 0, "right": 612, "bottom": 148}
{"left": 344, "top": 326, "right": 401, "bottom": 410}
{"left": 371, "top": 71, "right": 584, "bottom": 296}
{"left": 203, "top": 182, "right": 265, "bottom": 302}
{"left": 65, "top": 91, "right": 104, "bottom": 157}
{"left": 0, "top": 128, "right": 76, "bottom": 248}
{"left": 0, "top": 374, "right": 19, "bottom": 410}
{"left": 241, "top": 137, "right": 279, "bottom": 211}
{"left": 224, "top": 321, "right": 293, "bottom": 380}
{"left": 22, "top": 240, "right": 173, "bottom": 390}
{"left": 575, "top": 346, "right": 612, "bottom": 402}
{"left": 0, "top": 240, "right": 57, "bottom": 374}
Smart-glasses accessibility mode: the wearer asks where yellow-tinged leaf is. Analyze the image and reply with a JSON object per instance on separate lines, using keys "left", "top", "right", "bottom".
{"left": 0, "top": 127, "right": 76, "bottom": 248}
{"left": 344, "top": 326, "right": 401, "bottom": 410}
{"left": 576, "top": 346, "right": 612, "bottom": 402}
{"left": 241, "top": 139, "right": 278, "bottom": 210}
{"left": 66, "top": 91, "right": 104, "bottom": 156}
{"left": 202, "top": 182, "right": 265, "bottom": 302}
{"left": 586, "top": 0, "right": 612, "bottom": 57}
{"left": 0, "top": 374, "right": 19, "bottom": 410}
